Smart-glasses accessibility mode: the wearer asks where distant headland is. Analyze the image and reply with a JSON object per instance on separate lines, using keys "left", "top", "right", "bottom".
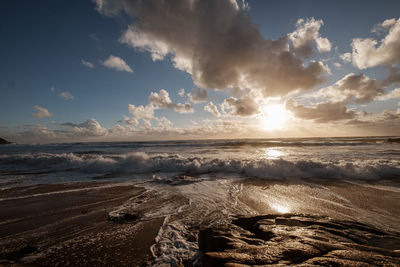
{"left": 0, "top": 137, "right": 11, "bottom": 144}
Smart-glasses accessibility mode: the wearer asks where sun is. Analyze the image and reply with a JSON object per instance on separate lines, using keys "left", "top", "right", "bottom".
{"left": 261, "top": 103, "right": 289, "bottom": 131}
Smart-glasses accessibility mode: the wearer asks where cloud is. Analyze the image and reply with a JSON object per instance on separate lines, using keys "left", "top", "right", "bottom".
{"left": 61, "top": 119, "right": 108, "bottom": 136}
{"left": 155, "top": 116, "right": 173, "bottom": 129}
{"left": 102, "top": 55, "right": 133, "bottom": 73}
{"left": 333, "top": 62, "right": 342, "bottom": 68}
{"left": 372, "top": 18, "right": 397, "bottom": 33}
{"left": 178, "top": 88, "right": 185, "bottom": 97}
{"left": 316, "top": 37, "right": 332, "bottom": 53}
{"left": 380, "top": 66, "right": 400, "bottom": 87}
{"left": 149, "top": 89, "right": 194, "bottom": 113}
{"left": 32, "top": 105, "right": 53, "bottom": 118}
{"left": 221, "top": 95, "right": 259, "bottom": 116}
{"left": 24, "top": 125, "right": 57, "bottom": 138}
{"left": 375, "top": 88, "right": 400, "bottom": 101}
{"left": 59, "top": 91, "right": 74, "bottom": 100}
{"left": 81, "top": 59, "right": 94, "bottom": 68}
{"left": 50, "top": 87, "right": 74, "bottom": 100}
{"left": 289, "top": 17, "right": 331, "bottom": 57}
{"left": 340, "top": 52, "right": 352, "bottom": 63}
{"left": 89, "top": 33, "right": 100, "bottom": 42}
{"left": 351, "top": 18, "right": 400, "bottom": 69}
{"left": 123, "top": 115, "right": 139, "bottom": 126}
{"left": 128, "top": 104, "right": 154, "bottom": 121}
{"left": 286, "top": 99, "right": 355, "bottom": 123}
{"left": 319, "top": 73, "right": 384, "bottom": 104}
{"left": 204, "top": 101, "right": 221, "bottom": 117}
{"left": 188, "top": 88, "right": 208, "bottom": 103}
{"left": 97, "top": 0, "right": 326, "bottom": 97}
{"left": 124, "top": 89, "right": 193, "bottom": 128}
{"left": 124, "top": 107, "right": 173, "bottom": 130}
{"left": 346, "top": 108, "right": 400, "bottom": 134}
{"left": 381, "top": 109, "right": 400, "bottom": 120}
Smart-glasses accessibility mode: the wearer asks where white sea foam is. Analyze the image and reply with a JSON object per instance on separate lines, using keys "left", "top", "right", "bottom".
{"left": 1, "top": 151, "right": 399, "bottom": 181}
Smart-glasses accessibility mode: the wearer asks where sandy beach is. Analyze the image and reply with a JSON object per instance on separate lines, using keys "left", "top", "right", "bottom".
{"left": 0, "top": 182, "right": 164, "bottom": 266}
{"left": 1, "top": 177, "right": 400, "bottom": 266}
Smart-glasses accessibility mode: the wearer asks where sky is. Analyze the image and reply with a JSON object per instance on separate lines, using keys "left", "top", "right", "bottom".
{"left": 1, "top": 0, "right": 400, "bottom": 143}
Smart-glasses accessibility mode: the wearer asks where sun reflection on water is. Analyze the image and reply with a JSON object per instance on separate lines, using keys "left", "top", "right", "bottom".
{"left": 270, "top": 203, "right": 291, "bottom": 214}
{"left": 264, "top": 148, "right": 285, "bottom": 159}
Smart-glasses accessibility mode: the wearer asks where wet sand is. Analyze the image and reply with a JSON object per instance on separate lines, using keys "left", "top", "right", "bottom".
{"left": 235, "top": 178, "right": 400, "bottom": 232}
{"left": 0, "top": 182, "right": 163, "bottom": 266}
{"left": 1, "top": 178, "right": 400, "bottom": 266}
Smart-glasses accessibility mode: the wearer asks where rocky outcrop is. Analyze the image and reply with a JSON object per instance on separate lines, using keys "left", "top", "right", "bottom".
{"left": 107, "top": 211, "right": 142, "bottom": 223}
{"left": 199, "top": 214, "right": 400, "bottom": 266}
{"left": 0, "top": 137, "right": 11, "bottom": 144}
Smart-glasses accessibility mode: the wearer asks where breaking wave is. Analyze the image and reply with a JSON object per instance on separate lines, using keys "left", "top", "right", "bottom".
{"left": 1, "top": 152, "right": 399, "bottom": 180}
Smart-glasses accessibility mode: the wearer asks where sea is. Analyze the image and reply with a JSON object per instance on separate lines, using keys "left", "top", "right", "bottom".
{"left": 1, "top": 136, "right": 400, "bottom": 264}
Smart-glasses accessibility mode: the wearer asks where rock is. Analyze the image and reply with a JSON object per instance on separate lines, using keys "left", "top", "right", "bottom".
{"left": 198, "top": 214, "right": 400, "bottom": 266}
{"left": 107, "top": 211, "right": 142, "bottom": 223}
{"left": 7, "top": 245, "right": 37, "bottom": 261}
{"left": 0, "top": 137, "right": 11, "bottom": 144}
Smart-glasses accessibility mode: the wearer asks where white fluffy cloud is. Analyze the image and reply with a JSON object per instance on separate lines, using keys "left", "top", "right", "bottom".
{"left": 59, "top": 91, "right": 74, "bottom": 100}
{"left": 149, "top": 89, "right": 193, "bottom": 113}
{"left": 316, "top": 37, "right": 332, "bottom": 53}
{"left": 61, "top": 119, "right": 108, "bottom": 136}
{"left": 24, "top": 125, "right": 57, "bottom": 138}
{"left": 97, "top": 0, "right": 326, "bottom": 97}
{"left": 333, "top": 62, "right": 342, "bottom": 68}
{"left": 340, "top": 52, "right": 352, "bottom": 63}
{"left": 81, "top": 59, "right": 94, "bottom": 68}
{"left": 124, "top": 89, "right": 193, "bottom": 128}
{"left": 318, "top": 73, "right": 384, "bottom": 104}
{"left": 375, "top": 88, "right": 400, "bottom": 101}
{"left": 204, "top": 101, "right": 221, "bottom": 117}
{"left": 351, "top": 18, "right": 400, "bottom": 69}
{"left": 50, "top": 87, "right": 74, "bottom": 100}
{"left": 178, "top": 88, "right": 185, "bottom": 97}
{"left": 289, "top": 17, "right": 331, "bottom": 57}
{"left": 32, "top": 105, "right": 53, "bottom": 118}
{"left": 128, "top": 104, "right": 154, "bottom": 121}
{"left": 102, "top": 55, "right": 133, "bottom": 73}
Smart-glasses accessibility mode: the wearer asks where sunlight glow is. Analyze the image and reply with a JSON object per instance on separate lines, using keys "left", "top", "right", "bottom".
{"left": 261, "top": 103, "right": 289, "bottom": 131}
{"left": 270, "top": 203, "right": 291, "bottom": 214}
{"left": 264, "top": 148, "right": 285, "bottom": 159}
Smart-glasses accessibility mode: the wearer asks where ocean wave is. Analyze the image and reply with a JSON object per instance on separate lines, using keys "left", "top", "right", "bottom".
{"left": 211, "top": 140, "right": 384, "bottom": 148}
{"left": 0, "top": 152, "right": 399, "bottom": 180}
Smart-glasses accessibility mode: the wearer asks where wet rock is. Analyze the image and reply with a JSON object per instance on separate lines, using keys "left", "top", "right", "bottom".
{"left": 7, "top": 245, "right": 37, "bottom": 261}
{"left": 107, "top": 211, "right": 142, "bottom": 223}
{"left": 199, "top": 214, "right": 400, "bottom": 266}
